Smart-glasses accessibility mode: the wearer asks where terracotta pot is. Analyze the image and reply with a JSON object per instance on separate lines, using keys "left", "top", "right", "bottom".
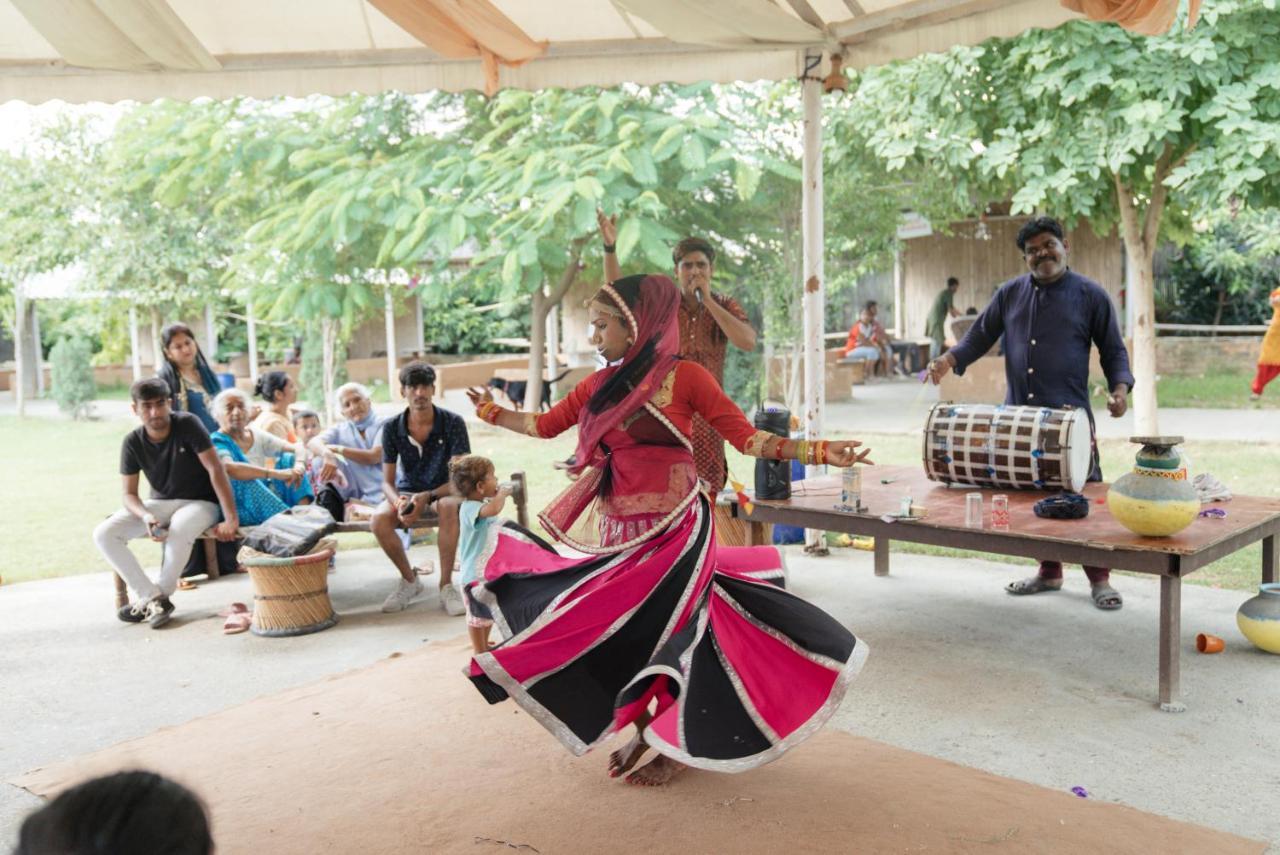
{"left": 1195, "top": 633, "right": 1224, "bottom": 654}
{"left": 1236, "top": 583, "right": 1280, "bottom": 655}
{"left": 1107, "top": 436, "right": 1199, "bottom": 537}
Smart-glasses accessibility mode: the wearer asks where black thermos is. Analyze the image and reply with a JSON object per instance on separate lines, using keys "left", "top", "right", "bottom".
{"left": 753, "top": 403, "right": 792, "bottom": 501}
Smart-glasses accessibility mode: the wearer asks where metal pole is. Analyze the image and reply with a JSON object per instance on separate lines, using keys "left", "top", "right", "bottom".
{"left": 203, "top": 301, "right": 218, "bottom": 362}
{"left": 129, "top": 305, "right": 143, "bottom": 381}
{"left": 246, "top": 302, "right": 259, "bottom": 382}
{"left": 31, "top": 304, "right": 44, "bottom": 397}
{"left": 893, "top": 247, "right": 905, "bottom": 339}
{"left": 545, "top": 302, "right": 560, "bottom": 401}
{"left": 415, "top": 291, "right": 425, "bottom": 355}
{"left": 13, "top": 291, "right": 25, "bottom": 418}
{"left": 384, "top": 288, "right": 398, "bottom": 401}
{"left": 800, "top": 50, "right": 826, "bottom": 553}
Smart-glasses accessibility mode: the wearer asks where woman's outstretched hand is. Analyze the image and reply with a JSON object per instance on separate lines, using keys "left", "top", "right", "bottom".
{"left": 827, "top": 441, "right": 873, "bottom": 468}
{"left": 466, "top": 386, "right": 494, "bottom": 409}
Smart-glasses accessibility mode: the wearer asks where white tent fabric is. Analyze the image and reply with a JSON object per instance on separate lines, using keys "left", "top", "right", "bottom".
{"left": 0, "top": 0, "right": 1080, "bottom": 103}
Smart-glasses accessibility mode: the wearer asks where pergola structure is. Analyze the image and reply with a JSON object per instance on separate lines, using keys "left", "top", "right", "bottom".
{"left": 2, "top": 0, "right": 1182, "bottom": 541}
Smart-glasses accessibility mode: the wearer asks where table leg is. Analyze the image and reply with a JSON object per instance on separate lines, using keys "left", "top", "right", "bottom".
{"left": 874, "top": 537, "right": 890, "bottom": 576}
{"left": 1158, "top": 574, "right": 1185, "bottom": 713}
{"left": 748, "top": 521, "right": 768, "bottom": 546}
{"left": 112, "top": 572, "right": 128, "bottom": 609}
{"left": 1263, "top": 535, "right": 1277, "bottom": 585}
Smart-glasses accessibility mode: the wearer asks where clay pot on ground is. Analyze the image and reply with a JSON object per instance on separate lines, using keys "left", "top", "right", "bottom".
{"left": 1107, "top": 436, "right": 1199, "bottom": 537}
{"left": 1236, "top": 583, "right": 1280, "bottom": 654}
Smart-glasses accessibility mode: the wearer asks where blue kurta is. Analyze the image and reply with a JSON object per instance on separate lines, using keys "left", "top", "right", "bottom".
{"left": 948, "top": 269, "right": 1134, "bottom": 415}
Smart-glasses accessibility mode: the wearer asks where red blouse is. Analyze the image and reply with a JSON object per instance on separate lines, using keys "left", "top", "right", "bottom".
{"left": 531, "top": 360, "right": 762, "bottom": 455}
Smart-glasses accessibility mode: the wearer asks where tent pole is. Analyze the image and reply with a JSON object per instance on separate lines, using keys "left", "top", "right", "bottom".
{"left": 31, "top": 303, "right": 44, "bottom": 397}
{"left": 246, "top": 302, "right": 259, "bottom": 382}
{"left": 204, "top": 301, "right": 218, "bottom": 363}
{"left": 129, "top": 305, "right": 142, "bottom": 381}
{"left": 13, "top": 290, "right": 25, "bottom": 418}
{"left": 384, "top": 288, "right": 398, "bottom": 401}
{"left": 800, "top": 50, "right": 826, "bottom": 554}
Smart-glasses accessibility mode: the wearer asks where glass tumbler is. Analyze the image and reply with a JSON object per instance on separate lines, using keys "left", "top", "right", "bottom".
{"left": 991, "top": 494, "right": 1010, "bottom": 531}
{"left": 965, "top": 492, "right": 984, "bottom": 529}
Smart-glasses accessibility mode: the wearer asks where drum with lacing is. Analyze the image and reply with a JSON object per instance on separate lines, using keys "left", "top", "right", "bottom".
{"left": 922, "top": 403, "right": 1093, "bottom": 492}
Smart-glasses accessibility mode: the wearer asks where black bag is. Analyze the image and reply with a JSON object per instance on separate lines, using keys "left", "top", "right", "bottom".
{"left": 242, "top": 505, "right": 337, "bottom": 558}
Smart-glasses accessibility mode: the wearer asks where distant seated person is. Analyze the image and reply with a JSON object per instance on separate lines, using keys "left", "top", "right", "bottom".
{"left": 209, "top": 388, "right": 314, "bottom": 524}
{"left": 15, "top": 770, "right": 213, "bottom": 855}
{"left": 93, "top": 378, "right": 239, "bottom": 628}
{"left": 841, "top": 300, "right": 890, "bottom": 376}
{"left": 306, "top": 382, "right": 388, "bottom": 523}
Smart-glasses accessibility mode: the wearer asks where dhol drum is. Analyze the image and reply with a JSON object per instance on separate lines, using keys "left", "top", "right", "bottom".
{"left": 922, "top": 403, "right": 1093, "bottom": 492}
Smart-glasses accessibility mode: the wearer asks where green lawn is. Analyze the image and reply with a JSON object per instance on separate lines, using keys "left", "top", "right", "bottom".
{"left": 1155, "top": 369, "right": 1279, "bottom": 409}
{"left": 1, "top": 415, "right": 1274, "bottom": 591}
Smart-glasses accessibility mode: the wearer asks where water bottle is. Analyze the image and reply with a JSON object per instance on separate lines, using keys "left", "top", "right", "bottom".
{"left": 840, "top": 465, "right": 862, "bottom": 512}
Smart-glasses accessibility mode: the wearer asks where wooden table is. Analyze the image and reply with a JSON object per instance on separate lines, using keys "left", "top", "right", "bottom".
{"left": 728, "top": 465, "right": 1280, "bottom": 711}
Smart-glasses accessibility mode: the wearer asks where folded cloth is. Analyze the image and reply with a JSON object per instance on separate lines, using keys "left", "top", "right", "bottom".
{"left": 1193, "top": 473, "right": 1232, "bottom": 503}
{"left": 1034, "top": 492, "right": 1089, "bottom": 520}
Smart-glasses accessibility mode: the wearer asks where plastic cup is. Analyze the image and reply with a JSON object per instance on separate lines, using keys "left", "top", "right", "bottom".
{"left": 1195, "top": 633, "right": 1225, "bottom": 654}
{"left": 965, "top": 493, "right": 983, "bottom": 529}
{"left": 992, "top": 494, "right": 1010, "bottom": 531}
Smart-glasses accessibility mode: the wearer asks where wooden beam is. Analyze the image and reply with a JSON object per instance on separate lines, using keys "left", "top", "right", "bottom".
{"left": 783, "top": 0, "right": 826, "bottom": 30}
{"left": 833, "top": 0, "right": 1014, "bottom": 43}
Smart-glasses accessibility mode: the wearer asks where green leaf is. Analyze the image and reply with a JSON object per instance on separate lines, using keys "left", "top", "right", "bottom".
{"left": 501, "top": 250, "right": 521, "bottom": 288}
{"left": 574, "top": 175, "right": 604, "bottom": 201}
{"left": 734, "top": 161, "right": 761, "bottom": 201}
{"left": 617, "top": 216, "right": 641, "bottom": 262}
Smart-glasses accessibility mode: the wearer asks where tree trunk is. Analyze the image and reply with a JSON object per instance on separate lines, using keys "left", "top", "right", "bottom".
{"left": 13, "top": 291, "right": 25, "bottom": 418}
{"left": 524, "top": 238, "right": 588, "bottom": 411}
{"left": 150, "top": 307, "right": 163, "bottom": 371}
{"left": 1113, "top": 148, "right": 1182, "bottom": 438}
{"left": 1212, "top": 285, "right": 1227, "bottom": 331}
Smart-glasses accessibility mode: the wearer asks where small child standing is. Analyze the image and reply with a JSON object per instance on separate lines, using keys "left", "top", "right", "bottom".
{"left": 293, "top": 409, "right": 347, "bottom": 497}
{"left": 449, "top": 454, "right": 512, "bottom": 653}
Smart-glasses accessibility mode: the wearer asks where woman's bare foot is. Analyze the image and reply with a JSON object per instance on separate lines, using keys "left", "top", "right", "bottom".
{"left": 607, "top": 733, "right": 649, "bottom": 778}
{"left": 625, "top": 755, "right": 687, "bottom": 787}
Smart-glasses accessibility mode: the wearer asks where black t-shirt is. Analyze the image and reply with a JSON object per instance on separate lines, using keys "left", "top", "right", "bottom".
{"left": 119, "top": 411, "right": 217, "bottom": 502}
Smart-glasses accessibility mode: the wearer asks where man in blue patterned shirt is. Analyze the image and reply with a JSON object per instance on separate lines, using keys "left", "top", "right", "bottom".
{"left": 372, "top": 362, "right": 471, "bottom": 615}
{"left": 927, "top": 216, "right": 1134, "bottom": 610}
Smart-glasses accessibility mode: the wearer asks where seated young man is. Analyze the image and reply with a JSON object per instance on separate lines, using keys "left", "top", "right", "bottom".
{"left": 842, "top": 300, "right": 890, "bottom": 376}
{"left": 371, "top": 362, "right": 471, "bottom": 615}
{"left": 93, "top": 378, "right": 239, "bottom": 628}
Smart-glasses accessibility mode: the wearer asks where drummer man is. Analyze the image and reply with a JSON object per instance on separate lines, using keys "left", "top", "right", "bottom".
{"left": 926, "top": 216, "right": 1134, "bottom": 610}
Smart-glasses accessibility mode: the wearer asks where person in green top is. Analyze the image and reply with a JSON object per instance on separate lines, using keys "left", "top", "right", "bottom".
{"left": 925, "top": 276, "right": 962, "bottom": 357}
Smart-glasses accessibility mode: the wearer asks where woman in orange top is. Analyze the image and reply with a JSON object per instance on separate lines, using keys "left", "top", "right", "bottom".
{"left": 1251, "top": 287, "right": 1280, "bottom": 400}
{"left": 463, "top": 274, "right": 871, "bottom": 787}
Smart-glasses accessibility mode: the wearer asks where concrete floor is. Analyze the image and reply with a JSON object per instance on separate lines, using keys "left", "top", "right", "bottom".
{"left": 2, "top": 544, "right": 1276, "bottom": 851}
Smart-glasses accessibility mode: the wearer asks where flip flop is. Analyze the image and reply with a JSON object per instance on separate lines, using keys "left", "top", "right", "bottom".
{"left": 217, "top": 602, "right": 249, "bottom": 618}
{"left": 1091, "top": 585, "right": 1124, "bottom": 610}
{"left": 222, "top": 612, "right": 252, "bottom": 634}
{"left": 1005, "top": 576, "right": 1064, "bottom": 596}
{"left": 178, "top": 579, "right": 198, "bottom": 591}
{"left": 414, "top": 561, "right": 436, "bottom": 577}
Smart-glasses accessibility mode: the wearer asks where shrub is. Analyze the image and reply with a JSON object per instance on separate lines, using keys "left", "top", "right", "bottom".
{"left": 49, "top": 337, "right": 96, "bottom": 419}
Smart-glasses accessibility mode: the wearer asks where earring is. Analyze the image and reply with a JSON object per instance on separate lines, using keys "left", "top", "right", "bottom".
{"left": 626, "top": 338, "right": 635, "bottom": 346}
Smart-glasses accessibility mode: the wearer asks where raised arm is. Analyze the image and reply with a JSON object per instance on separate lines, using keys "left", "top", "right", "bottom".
{"left": 598, "top": 209, "right": 622, "bottom": 283}
{"left": 468, "top": 371, "right": 600, "bottom": 438}
{"left": 679, "top": 363, "right": 869, "bottom": 467}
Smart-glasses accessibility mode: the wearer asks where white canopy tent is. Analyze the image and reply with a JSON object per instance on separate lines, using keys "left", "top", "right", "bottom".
{"left": 4, "top": 0, "right": 1171, "bottom": 543}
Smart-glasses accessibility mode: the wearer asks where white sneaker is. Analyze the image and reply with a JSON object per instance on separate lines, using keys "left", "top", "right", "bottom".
{"left": 382, "top": 578, "right": 425, "bottom": 613}
{"left": 440, "top": 582, "right": 465, "bottom": 616}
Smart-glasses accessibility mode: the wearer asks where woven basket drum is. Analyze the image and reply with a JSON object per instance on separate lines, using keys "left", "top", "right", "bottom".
{"left": 244, "top": 548, "right": 338, "bottom": 637}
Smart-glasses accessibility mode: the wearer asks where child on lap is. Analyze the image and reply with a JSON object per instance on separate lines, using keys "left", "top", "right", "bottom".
{"left": 449, "top": 454, "right": 512, "bottom": 653}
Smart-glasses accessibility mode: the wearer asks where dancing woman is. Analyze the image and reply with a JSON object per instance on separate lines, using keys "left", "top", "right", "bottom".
{"left": 464, "top": 274, "right": 871, "bottom": 786}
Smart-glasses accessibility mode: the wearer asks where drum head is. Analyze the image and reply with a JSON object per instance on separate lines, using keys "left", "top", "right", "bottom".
{"left": 1064, "top": 409, "right": 1092, "bottom": 492}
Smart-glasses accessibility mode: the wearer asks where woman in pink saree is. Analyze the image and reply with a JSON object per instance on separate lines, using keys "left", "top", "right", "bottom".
{"left": 464, "top": 274, "right": 872, "bottom": 786}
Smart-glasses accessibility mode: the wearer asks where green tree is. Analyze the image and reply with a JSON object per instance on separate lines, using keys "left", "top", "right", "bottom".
{"left": 49, "top": 337, "right": 96, "bottom": 419}
{"left": 841, "top": 0, "right": 1280, "bottom": 433}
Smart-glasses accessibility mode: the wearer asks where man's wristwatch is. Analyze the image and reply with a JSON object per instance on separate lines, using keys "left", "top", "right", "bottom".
{"left": 603, "top": 242, "right": 616, "bottom": 254}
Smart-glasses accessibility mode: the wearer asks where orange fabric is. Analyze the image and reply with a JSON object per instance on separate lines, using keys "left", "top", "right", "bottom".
{"left": 1060, "top": 0, "right": 1200, "bottom": 35}
{"left": 368, "top": 0, "right": 546, "bottom": 94}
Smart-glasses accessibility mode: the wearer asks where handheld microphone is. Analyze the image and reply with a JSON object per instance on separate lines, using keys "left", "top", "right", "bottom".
{"left": 695, "top": 289, "right": 703, "bottom": 305}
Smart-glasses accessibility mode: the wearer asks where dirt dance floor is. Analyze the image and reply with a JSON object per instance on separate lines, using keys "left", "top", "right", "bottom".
{"left": 13, "top": 642, "right": 1263, "bottom": 855}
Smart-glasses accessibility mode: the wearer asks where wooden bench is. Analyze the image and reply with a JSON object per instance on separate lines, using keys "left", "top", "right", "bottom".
{"left": 110, "top": 472, "right": 530, "bottom": 610}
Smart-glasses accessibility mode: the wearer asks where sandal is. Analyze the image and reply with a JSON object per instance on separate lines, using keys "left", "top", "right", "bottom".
{"left": 1005, "top": 576, "right": 1064, "bottom": 596}
{"left": 414, "top": 560, "right": 436, "bottom": 577}
{"left": 223, "top": 612, "right": 253, "bottom": 634}
{"left": 217, "top": 602, "right": 249, "bottom": 618}
{"left": 1091, "top": 584, "right": 1123, "bottom": 611}
{"left": 178, "top": 579, "right": 198, "bottom": 591}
